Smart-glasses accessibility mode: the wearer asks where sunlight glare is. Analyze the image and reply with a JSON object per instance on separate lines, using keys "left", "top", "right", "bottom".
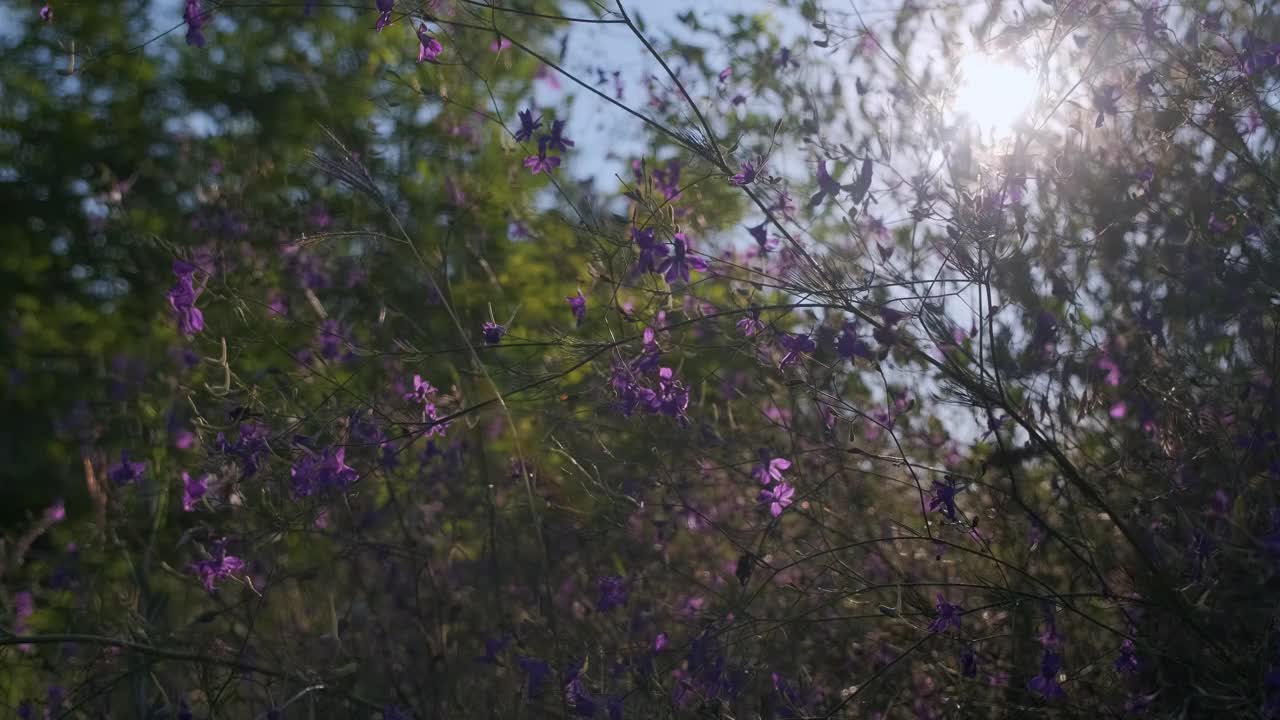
{"left": 952, "top": 54, "right": 1037, "bottom": 138}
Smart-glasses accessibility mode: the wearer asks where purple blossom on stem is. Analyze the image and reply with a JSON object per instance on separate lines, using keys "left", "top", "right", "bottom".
{"left": 481, "top": 322, "right": 506, "bottom": 345}
{"left": 928, "top": 593, "right": 963, "bottom": 633}
{"left": 1114, "top": 638, "right": 1140, "bottom": 674}
{"left": 39, "top": 3, "right": 52, "bottom": 22}
{"left": 809, "top": 160, "right": 843, "bottom": 207}
{"left": 752, "top": 449, "right": 791, "bottom": 484}
{"left": 658, "top": 233, "right": 708, "bottom": 284}
{"left": 416, "top": 25, "right": 443, "bottom": 63}
{"left": 730, "top": 158, "right": 762, "bottom": 186}
{"left": 375, "top": 0, "right": 394, "bottom": 31}
{"left": 835, "top": 322, "right": 873, "bottom": 361}
{"left": 184, "top": 0, "right": 205, "bottom": 47}
{"left": 778, "top": 332, "right": 816, "bottom": 368}
{"left": 546, "top": 119, "right": 575, "bottom": 152}
{"left": 632, "top": 226, "right": 668, "bottom": 275}
{"left": 181, "top": 472, "right": 208, "bottom": 511}
{"left": 653, "top": 160, "right": 681, "bottom": 200}
{"left": 168, "top": 260, "right": 205, "bottom": 337}
{"left": 107, "top": 451, "right": 146, "bottom": 486}
{"left": 189, "top": 538, "right": 245, "bottom": 592}
{"left": 514, "top": 109, "right": 542, "bottom": 142}
{"left": 718, "top": 66, "right": 733, "bottom": 83}
{"left": 566, "top": 290, "right": 587, "bottom": 326}
{"left": 523, "top": 136, "right": 560, "bottom": 175}
{"left": 758, "top": 482, "right": 795, "bottom": 517}
{"left": 928, "top": 477, "right": 963, "bottom": 522}
{"left": 290, "top": 446, "right": 359, "bottom": 498}
{"left": 736, "top": 306, "right": 765, "bottom": 337}
{"left": 747, "top": 220, "right": 779, "bottom": 252}
{"left": 1028, "top": 651, "right": 1065, "bottom": 700}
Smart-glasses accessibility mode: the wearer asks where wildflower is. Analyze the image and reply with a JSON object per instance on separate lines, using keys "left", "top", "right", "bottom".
{"left": 481, "top": 322, "right": 506, "bottom": 345}
{"left": 736, "top": 306, "right": 765, "bottom": 337}
{"left": 835, "top": 322, "right": 872, "bottom": 361}
{"left": 547, "top": 119, "right": 575, "bottom": 152}
{"left": 596, "top": 576, "right": 629, "bottom": 612}
{"left": 1114, "top": 639, "right": 1139, "bottom": 674}
{"left": 490, "top": 37, "right": 512, "bottom": 54}
{"left": 566, "top": 290, "right": 587, "bottom": 326}
{"left": 653, "top": 159, "right": 681, "bottom": 200}
{"left": 928, "top": 477, "right": 963, "bottom": 522}
{"left": 514, "top": 108, "right": 542, "bottom": 142}
{"left": 758, "top": 482, "right": 795, "bottom": 517}
{"left": 184, "top": 0, "right": 205, "bottom": 47}
{"left": 189, "top": 538, "right": 245, "bottom": 591}
{"left": 730, "top": 158, "right": 762, "bottom": 186}
{"left": 632, "top": 226, "right": 668, "bottom": 275}
{"left": 518, "top": 656, "right": 552, "bottom": 699}
{"left": 718, "top": 66, "right": 733, "bottom": 82}
{"left": 108, "top": 451, "right": 147, "bottom": 486}
{"left": 290, "top": 447, "right": 359, "bottom": 498}
{"left": 808, "top": 160, "right": 843, "bottom": 208}
{"left": 181, "top": 472, "right": 208, "bottom": 511}
{"left": 778, "top": 332, "right": 816, "bottom": 368}
{"left": 375, "top": 0, "right": 394, "bottom": 31}
{"left": 752, "top": 449, "right": 792, "bottom": 484}
{"left": 39, "top": 3, "right": 52, "bottom": 22}
{"left": 928, "top": 593, "right": 962, "bottom": 633}
{"left": 658, "top": 233, "right": 709, "bottom": 284}
{"left": 1093, "top": 84, "right": 1121, "bottom": 127}
{"left": 747, "top": 220, "right": 779, "bottom": 253}
{"left": 416, "top": 25, "right": 443, "bottom": 63}
{"left": 523, "top": 136, "right": 560, "bottom": 175}
{"left": 168, "top": 260, "right": 205, "bottom": 337}
{"left": 1028, "top": 650, "right": 1065, "bottom": 700}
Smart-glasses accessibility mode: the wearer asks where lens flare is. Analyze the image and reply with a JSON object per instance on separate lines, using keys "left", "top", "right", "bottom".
{"left": 952, "top": 54, "right": 1038, "bottom": 138}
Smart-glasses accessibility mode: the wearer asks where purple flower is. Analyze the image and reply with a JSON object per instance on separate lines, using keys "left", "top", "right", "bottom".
{"left": 108, "top": 451, "right": 147, "bottom": 486}
{"left": 518, "top": 656, "right": 552, "bottom": 699}
{"left": 566, "top": 290, "right": 587, "bottom": 326}
{"left": 928, "top": 477, "right": 963, "bottom": 522}
{"left": 416, "top": 25, "right": 443, "bottom": 63}
{"left": 758, "top": 482, "right": 795, "bottom": 517}
{"left": 752, "top": 449, "right": 791, "bottom": 484}
{"left": 632, "top": 226, "right": 668, "bottom": 275}
{"left": 778, "top": 332, "right": 816, "bottom": 369}
{"left": 184, "top": 0, "right": 205, "bottom": 47}
{"left": 658, "top": 233, "right": 709, "bottom": 284}
{"left": 1028, "top": 650, "right": 1065, "bottom": 700}
{"left": 718, "top": 66, "right": 733, "bottom": 82}
{"left": 653, "top": 159, "right": 681, "bottom": 200}
{"left": 736, "top": 306, "right": 764, "bottom": 337}
{"left": 596, "top": 576, "right": 629, "bottom": 612}
{"left": 654, "top": 632, "right": 668, "bottom": 651}
{"left": 375, "top": 0, "right": 394, "bottom": 31}
{"left": 928, "top": 593, "right": 962, "bottom": 633}
{"left": 482, "top": 322, "right": 507, "bottom": 345}
{"left": 182, "top": 472, "right": 208, "bottom": 512}
{"left": 1208, "top": 212, "right": 1230, "bottom": 232}
{"left": 523, "top": 136, "right": 560, "bottom": 175}
{"left": 189, "top": 538, "right": 245, "bottom": 592}
{"left": 730, "top": 158, "right": 762, "bottom": 186}
{"left": 514, "top": 109, "right": 542, "bottom": 142}
{"left": 835, "top": 322, "right": 872, "bottom": 361}
{"left": 651, "top": 367, "right": 690, "bottom": 420}
{"left": 746, "top": 220, "right": 779, "bottom": 252}
{"left": 1114, "top": 638, "right": 1139, "bottom": 674}
{"left": 1093, "top": 84, "right": 1121, "bottom": 128}
{"left": 547, "top": 119, "right": 575, "bottom": 152}
{"left": 1239, "top": 34, "right": 1280, "bottom": 75}
{"left": 168, "top": 260, "right": 205, "bottom": 337}
{"left": 39, "top": 3, "right": 52, "bottom": 22}
{"left": 290, "top": 446, "right": 359, "bottom": 498}
{"left": 808, "top": 160, "right": 844, "bottom": 207}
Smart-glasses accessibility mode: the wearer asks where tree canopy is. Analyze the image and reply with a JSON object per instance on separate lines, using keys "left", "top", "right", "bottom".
{"left": 2, "top": 0, "right": 1279, "bottom": 718}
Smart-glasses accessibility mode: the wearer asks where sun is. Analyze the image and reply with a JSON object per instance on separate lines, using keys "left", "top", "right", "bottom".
{"left": 951, "top": 54, "right": 1038, "bottom": 138}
